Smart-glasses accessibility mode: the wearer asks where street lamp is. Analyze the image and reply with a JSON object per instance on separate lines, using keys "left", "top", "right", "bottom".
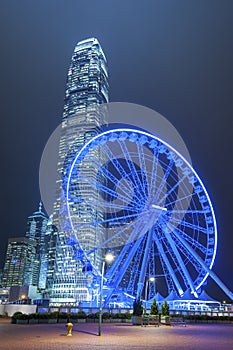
{"left": 144, "top": 277, "right": 156, "bottom": 313}
{"left": 21, "top": 294, "right": 26, "bottom": 304}
{"left": 98, "top": 253, "right": 114, "bottom": 336}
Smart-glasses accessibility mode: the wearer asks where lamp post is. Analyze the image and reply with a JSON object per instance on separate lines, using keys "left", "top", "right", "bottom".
{"left": 21, "top": 294, "right": 26, "bottom": 304}
{"left": 98, "top": 253, "right": 114, "bottom": 336}
{"left": 144, "top": 277, "right": 156, "bottom": 313}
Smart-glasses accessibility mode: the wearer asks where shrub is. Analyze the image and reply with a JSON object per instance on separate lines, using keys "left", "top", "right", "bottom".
{"left": 112, "top": 313, "right": 126, "bottom": 319}
{"left": 76, "top": 311, "right": 87, "bottom": 319}
{"left": 69, "top": 311, "right": 86, "bottom": 320}
{"left": 150, "top": 298, "right": 159, "bottom": 315}
{"left": 37, "top": 312, "right": 49, "bottom": 319}
{"left": 58, "top": 312, "right": 68, "bottom": 319}
{"left": 28, "top": 312, "right": 49, "bottom": 319}
{"left": 161, "top": 301, "right": 169, "bottom": 316}
{"left": 12, "top": 311, "right": 23, "bottom": 319}
{"left": 102, "top": 312, "right": 111, "bottom": 319}
{"left": 16, "top": 313, "right": 29, "bottom": 320}
{"left": 124, "top": 312, "right": 132, "bottom": 320}
{"left": 48, "top": 311, "right": 59, "bottom": 319}
{"left": 171, "top": 314, "right": 182, "bottom": 318}
{"left": 133, "top": 299, "right": 143, "bottom": 316}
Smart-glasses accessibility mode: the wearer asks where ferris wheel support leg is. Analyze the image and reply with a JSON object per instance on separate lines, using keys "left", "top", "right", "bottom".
{"left": 153, "top": 233, "right": 184, "bottom": 296}
{"left": 136, "top": 228, "right": 154, "bottom": 300}
{"left": 105, "top": 223, "right": 143, "bottom": 280}
{"left": 173, "top": 229, "right": 233, "bottom": 301}
{"left": 103, "top": 236, "right": 143, "bottom": 307}
{"left": 164, "top": 226, "right": 198, "bottom": 297}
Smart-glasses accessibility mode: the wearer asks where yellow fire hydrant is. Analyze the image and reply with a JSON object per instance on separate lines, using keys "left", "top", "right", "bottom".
{"left": 66, "top": 322, "right": 73, "bottom": 336}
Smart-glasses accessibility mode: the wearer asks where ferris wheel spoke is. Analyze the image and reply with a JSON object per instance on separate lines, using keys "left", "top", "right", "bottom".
{"left": 167, "top": 210, "right": 207, "bottom": 214}
{"left": 90, "top": 160, "right": 134, "bottom": 202}
{"left": 149, "top": 149, "right": 160, "bottom": 199}
{"left": 102, "top": 143, "right": 144, "bottom": 199}
{"left": 154, "top": 158, "right": 174, "bottom": 204}
{"left": 161, "top": 222, "right": 198, "bottom": 296}
{"left": 169, "top": 216, "right": 208, "bottom": 234}
{"left": 165, "top": 192, "right": 194, "bottom": 207}
{"left": 117, "top": 139, "right": 147, "bottom": 201}
{"left": 157, "top": 173, "right": 186, "bottom": 207}
{"left": 154, "top": 226, "right": 188, "bottom": 288}
{"left": 153, "top": 230, "right": 184, "bottom": 295}
{"left": 81, "top": 199, "right": 138, "bottom": 212}
{"left": 171, "top": 233, "right": 204, "bottom": 276}
{"left": 136, "top": 142, "right": 149, "bottom": 195}
{"left": 86, "top": 214, "right": 145, "bottom": 255}
{"left": 164, "top": 217, "right": 208, "bottom": 262}
{"left": 167, "top": 220, "right": 207, "bottom": 254}
{"left": 97, "top": 164, "right": 134, "bottom": 202}
{"left": 99, "top": 160, "right": 137, "bottom": 202}
{"left": 95, "top": 181, "right": 134, "bottom": 206}
{"left": 80, "top": 145, "right": 134, "bottom": 202}
{"left": 75, "top": 171, "right": 133, "bottom": 205}
{"left": 74, "top": 211, "right": 142, "bottom": 231}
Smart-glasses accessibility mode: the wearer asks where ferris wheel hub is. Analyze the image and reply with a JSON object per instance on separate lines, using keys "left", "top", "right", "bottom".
{"left": 151, "top": 204, "right": 167, "bottom": 212}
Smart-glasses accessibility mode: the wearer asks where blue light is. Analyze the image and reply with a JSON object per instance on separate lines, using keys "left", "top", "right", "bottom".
{"left": 65, "top": 127, "right": 218, "bottom": 297}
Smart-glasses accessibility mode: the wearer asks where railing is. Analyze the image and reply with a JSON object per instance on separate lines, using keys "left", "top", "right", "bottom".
{"left": 170, "top": 317, "right": 186, "bottom": 326}
{"left": 141, "top": 316, "right": 159, "bottom": 327}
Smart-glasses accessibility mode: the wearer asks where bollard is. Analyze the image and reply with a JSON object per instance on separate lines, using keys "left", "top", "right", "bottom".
{"left": 66, "top": 322, "right": 73, "bottom": 336}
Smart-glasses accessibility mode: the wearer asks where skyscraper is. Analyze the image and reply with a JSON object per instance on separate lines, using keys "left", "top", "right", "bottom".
{"left": 2, "top": 237, "right": 35, "bottom": 287}
{"left": 44, "top": 218, "right": 58, "bottom": 295}
{"left": 62, "top": 37, "right": 108, "bottom": 119}
{"left": 2, "top": 203, "right": 49, "bottom": 289}
{"left": 50, "top": 38, "right": 109, "bottom": 304}
{"left": 25, "top": 202, "right": 49, "bottom": 288}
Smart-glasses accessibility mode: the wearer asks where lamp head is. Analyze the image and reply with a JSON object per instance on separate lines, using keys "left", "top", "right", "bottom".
{"left": 105, "top": 253, "right": 114, "bottom": 263}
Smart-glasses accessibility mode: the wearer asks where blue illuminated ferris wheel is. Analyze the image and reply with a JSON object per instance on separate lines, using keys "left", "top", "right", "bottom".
{"left": 65, "top": 127, "right": 232, "bottom": 304}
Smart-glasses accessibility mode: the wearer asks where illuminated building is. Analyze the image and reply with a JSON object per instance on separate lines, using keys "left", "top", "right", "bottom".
{"left": 44, "top": 217, "right": 57, "bottom": 294}
{"left": 2, "top": 203, "right": 49, "bottom": 290}
{"left": 2, "top": 237, "right": 35, "bottom": 287}
{"left": 50, "top": 38, "right": 109, "bottom": 304}
{"left": 25, "top": 202, "right": 49, "bottom": 288}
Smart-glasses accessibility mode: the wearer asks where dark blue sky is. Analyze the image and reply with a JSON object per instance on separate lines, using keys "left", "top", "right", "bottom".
{"left": 0, "top": 0, "right": 232, "bottom": 300}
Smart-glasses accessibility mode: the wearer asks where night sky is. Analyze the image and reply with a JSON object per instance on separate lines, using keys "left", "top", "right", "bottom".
{"left": 0, "top": 0, "right": 232, "bottom": 301}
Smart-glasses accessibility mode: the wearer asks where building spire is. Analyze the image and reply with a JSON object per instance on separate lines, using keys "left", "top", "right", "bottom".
{"left": 39, "top": 201, "right": 42, "bottom": 212}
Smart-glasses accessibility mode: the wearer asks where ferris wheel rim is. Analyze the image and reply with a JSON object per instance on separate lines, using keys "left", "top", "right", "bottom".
{"left": 65, "top": 127, "right": 218, "bottom": 293}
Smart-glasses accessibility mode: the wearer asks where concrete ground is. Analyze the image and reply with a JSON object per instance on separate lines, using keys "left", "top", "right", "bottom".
{"left": 0, "top": 319, "right": 232, "bottom": 350}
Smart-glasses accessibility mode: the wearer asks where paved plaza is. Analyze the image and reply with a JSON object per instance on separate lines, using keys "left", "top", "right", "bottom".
{"left": 0, "top": 319, "right": 232, "bottom": 350}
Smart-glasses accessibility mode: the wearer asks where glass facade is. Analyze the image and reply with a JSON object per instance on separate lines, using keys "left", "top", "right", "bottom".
{"left": 43, "top": 217, "right": 58, "bottom": 294}
{"left": 25, "top": 202, "right": 49, "bottom": 288}
{"left": 63, "top": 37, "right": 108, "bottom": 119}
{"left": 2, "top": 237, "right": 35, "bottom": 287}
{"left": 49, "top": 38, "right": 109, "bottom": 304}
{"left": 2, "top": 203, "right": 49, "bottom": 289}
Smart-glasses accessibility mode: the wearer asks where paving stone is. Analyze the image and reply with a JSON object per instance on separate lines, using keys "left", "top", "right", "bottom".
{"left": 0, "top": 319, "right": 232, "bottom": 350}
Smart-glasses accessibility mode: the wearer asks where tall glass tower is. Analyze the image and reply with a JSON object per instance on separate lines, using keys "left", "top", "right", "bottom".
{"left": 25, "top": 202, "right": 49, "bottom": 288}
{"left": 49, "top": 38, "right": 109, "bottom": 304}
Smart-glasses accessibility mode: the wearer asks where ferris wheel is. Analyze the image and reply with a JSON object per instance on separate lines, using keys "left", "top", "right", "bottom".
{"left": 65, "top": 127, "right": 232, "bottom": 304}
